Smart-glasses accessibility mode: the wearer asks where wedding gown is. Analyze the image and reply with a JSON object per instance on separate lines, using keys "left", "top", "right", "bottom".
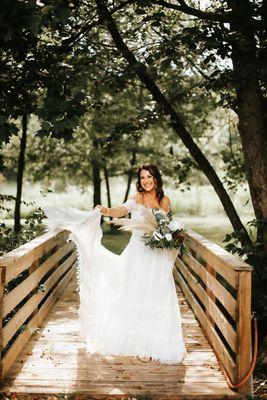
{"left": 44, "top": 198, "right": 187, "bottom": 364}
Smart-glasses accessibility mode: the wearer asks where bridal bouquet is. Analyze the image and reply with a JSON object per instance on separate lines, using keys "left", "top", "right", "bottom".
{"left": 142, "top": 208, "right": 186, "bottom": 252}
{"left": 111, "top": 207, "right": 187, "bottom": 253}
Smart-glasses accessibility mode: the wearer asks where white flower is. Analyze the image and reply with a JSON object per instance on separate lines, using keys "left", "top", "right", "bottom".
{"left": 168, "top": 218, "right": 184, "bottom": 232}
{"left": 153, "top": 231, "right": 163, "bottom": 241}
{"left": 165, "top": 233, "right": 172, "bottom": 241}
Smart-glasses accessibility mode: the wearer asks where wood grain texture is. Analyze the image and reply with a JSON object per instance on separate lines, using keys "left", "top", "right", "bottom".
{"left": 236, "top": 271, "right": 252, "bottom": 394}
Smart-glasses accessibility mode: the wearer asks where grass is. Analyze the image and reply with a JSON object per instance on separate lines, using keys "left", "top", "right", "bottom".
{"left": 101, "top": 223, "right": 131, "bottom": 254}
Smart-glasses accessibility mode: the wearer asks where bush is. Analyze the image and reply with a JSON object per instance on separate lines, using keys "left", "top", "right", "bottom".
{"left": 0, "top": 194, "right": 45, "bottom": 256}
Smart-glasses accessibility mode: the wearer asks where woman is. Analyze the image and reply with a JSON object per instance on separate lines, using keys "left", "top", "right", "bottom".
{"left": 44, "top": 163, "right": 187, "bottom": 364}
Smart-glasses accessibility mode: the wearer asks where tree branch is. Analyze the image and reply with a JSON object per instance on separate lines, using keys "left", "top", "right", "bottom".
{"left": 59, "top": 0, "right": 133, "bottom": 52}
{"left": 149, "top": 0, "right": 231, "bottom": 22}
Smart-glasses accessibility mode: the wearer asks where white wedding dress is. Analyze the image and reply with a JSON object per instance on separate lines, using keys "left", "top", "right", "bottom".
{"left": 44, "top": 198, "right": 187, "bottom": 364}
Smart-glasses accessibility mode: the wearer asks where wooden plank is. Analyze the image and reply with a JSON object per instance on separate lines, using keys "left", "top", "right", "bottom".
{"left": 236, "top": 271, "right": 252, "bottom": 395}
{"left": 25, "top": 331, "right": 209, "bottom": 343}
{"left": 12, "top": 353, "right": 219, "bottom": 367}
{"left": 0, "top": 268, "right": 3, "bottom": 378}
{"left": 17, "top": 341, "right": 212, "bottom": 355}
{"left": 8, "top": 365, "right": 226, "bottom": 381}
{"left": 0, "top": 380, "right": 242, "bottom": 398}
{"left": 174, "top": 267, "right": 237, "bottom": 384}
{"left": 0, "top": 265, "right": 75, "bottom": 379}
{"left": 2, "top": 242, "right": 75, "bottom": 317}
{"left": 1, "top": 252, "right": 76, "bottom": 348}
{"left": 0, "top": 229, "right": 69, "bottom": 283}
{"left": 174, "top": 262, "right": 238, "bottom": 353}
{"left": 181, "top": 253, "right": 238, "bottom": 321}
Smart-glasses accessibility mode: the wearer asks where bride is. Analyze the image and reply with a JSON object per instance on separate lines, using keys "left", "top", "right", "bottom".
{"left": 44, "top": 163, "right": 187, "bottom": 364}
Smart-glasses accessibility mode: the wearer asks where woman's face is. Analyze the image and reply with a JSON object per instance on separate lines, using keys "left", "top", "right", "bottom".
{"left": 140, "top": 169, "right": 156, "bottom": 192}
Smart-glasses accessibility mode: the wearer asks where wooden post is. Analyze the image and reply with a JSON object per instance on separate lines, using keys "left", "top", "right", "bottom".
{"left": 0, "top": 268, "right": 4, "bottom": 379}
{"left": 236, "top": 270, "right": 252, "bottom": 395}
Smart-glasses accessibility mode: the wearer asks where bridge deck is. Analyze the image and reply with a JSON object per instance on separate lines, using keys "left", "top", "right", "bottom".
{"left": 0, "top": 274, "right": 244, "bottom": 399}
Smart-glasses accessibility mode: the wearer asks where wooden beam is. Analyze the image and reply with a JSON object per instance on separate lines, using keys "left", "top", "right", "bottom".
{"left": 236, "top": 271, "right": 252, "bottom": 395}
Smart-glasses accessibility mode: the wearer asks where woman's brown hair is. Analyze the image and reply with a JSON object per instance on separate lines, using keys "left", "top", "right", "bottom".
{"left": 136, "top": 163, "right": 164, "bottom": 203}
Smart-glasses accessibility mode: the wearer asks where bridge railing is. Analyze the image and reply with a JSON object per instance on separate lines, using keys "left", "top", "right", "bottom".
{"left": 174, "top": 230, "right": 253, "bottom": 395}
{"left": 0, "top": 229, "right": 77, "bottom": 379}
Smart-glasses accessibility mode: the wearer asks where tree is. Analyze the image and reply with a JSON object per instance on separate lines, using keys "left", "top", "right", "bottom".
{"left": 0, "top": 0, "right": 89, "bottom": 230}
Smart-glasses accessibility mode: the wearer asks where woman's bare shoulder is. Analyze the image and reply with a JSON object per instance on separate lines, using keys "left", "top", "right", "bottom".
{"left": 161, "top": 195, "right": 171, "bottom": 211}
{"left": 129, "top": 192, "right": 143, "bottom": 203}
{"left": 162, "top": 195, "right": 171, "bottom": 204}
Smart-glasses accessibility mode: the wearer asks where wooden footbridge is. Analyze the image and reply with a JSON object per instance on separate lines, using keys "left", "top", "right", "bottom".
{"left": 0, "top": 227, "right": 253, "bottom": 399}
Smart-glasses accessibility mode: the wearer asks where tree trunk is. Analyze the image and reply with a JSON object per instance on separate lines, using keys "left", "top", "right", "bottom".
{"left": 95, "top": 0, "right": 252, "bottom": 247}
{"left": 103, "top": 166, "right": 112, "bottom": 209}
{"left": 104, "top": 165, "right": 115, "bottom": 230}
{"left": 123, "top": 149, "right": 137, "bottom": 203}
{"left": 92, "top": 137, "right": 101, "bottom": 207}
{"left": 14, "top": 114, "right": 27, "bottom": 233}
{"left": 229, "top": 0, "right": 267, "bottom": 249}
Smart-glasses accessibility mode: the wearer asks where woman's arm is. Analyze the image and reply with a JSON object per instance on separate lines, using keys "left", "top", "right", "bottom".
{"left": 95, "top": 204, "right": 129, "bottom": 218}
{"left": 95, "top": 194, "right": 139, "bottom": 217}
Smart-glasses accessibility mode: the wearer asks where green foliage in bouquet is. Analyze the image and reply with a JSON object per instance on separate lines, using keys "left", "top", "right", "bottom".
{"left": 142, "top": 208, "right": 187, "bottom": 253}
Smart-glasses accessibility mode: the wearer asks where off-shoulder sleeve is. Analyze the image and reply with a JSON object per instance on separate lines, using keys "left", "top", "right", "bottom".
{"left": 122, "top": 198, "right": 138, "bottom": 213}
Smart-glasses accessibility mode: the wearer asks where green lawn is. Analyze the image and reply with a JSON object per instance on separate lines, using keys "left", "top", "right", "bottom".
{"left": 101, "top": 223, "right": 131, "bottom": 254}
